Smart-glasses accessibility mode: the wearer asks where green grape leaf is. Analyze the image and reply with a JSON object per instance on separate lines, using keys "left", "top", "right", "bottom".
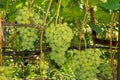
{"left": 61, "top": 0, "right": 71, "bottom": 7}
{"left": 94, "top": 6, "right": 111, "bottom": 24}
{"left": 73, "top": 36, "right": 79, "bottom": 45}
{"left": 100, "top": 0, "right": 119, "bottom": 10}
{"left": 33, "top": 0, "right": 49, "bottom": 6}
{"left": 90, "top": 24, "right": 102, "bottom": 33}
{"left": 61, "top": 7, "right": 83, "bottom": 21}
{"left": 62, "top": 8, "right": 79, "bottom": 17}
{"left": 0, "top": 0, "right": 10, "bottom": 9}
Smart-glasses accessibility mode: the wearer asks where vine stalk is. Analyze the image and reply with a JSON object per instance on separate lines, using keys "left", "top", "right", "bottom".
{"left": 97, "top": 73, "right": 108, "bottom": 80}
{"left": 109, "top": 12, "right": 116, "bottom": 80}
{"left": 40, "top": 0, "right": 53, "bottom": 79}
{"left": 79, "top": 0, "right": 89, "bottom": 50}
{"left": 40, "top": 31, "right": 43, "bottom": 79}
{"left": 4, "top": 30, "right": 18, "bottom": 47}
{"left": 0, "top": 17, "right": 2, "bottom": 66}
{"left": 117, "top": 9, "right": 120, "bottom": 80}
{"left": 56, "top": 0, "right": 61, "bottom": 25}
{"left": 30, "top": 0, "right": 33, "bottom": 12}
{"left": 43, "top": 0, "right": 53, "bottom": 26}
{"left": 29, "top": 0, "right": 33, "bottom": 23}
{"left": 2, "top": 22, "right": 44, "bottom": 30}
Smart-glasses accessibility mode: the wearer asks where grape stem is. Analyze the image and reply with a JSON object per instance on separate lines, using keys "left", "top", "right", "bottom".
{"left": 0, "top": 17, "right": 2, "bottom": 66}
{"left": 109, "top": 12, "right": 116, "bottom": 80}
{"left": 4, "top": 30, "right": 18, "bottom": 47}
{"left": 56, "top": 0, "right": 62, "bottom": 25}
{"left": 79, "top": 0, "right": 89, "bottom": 51}
{"left": 97, "top": 73, "right": 108, "bottom": 80}
{"left": 40, "top": 0, "right": 53, "bottom": 79}
{"left": 47, "top": 13, "right": 56, "bottom": 25}
{"left": 29, "top": 0, "right": 33, "bottom": 24}
{"left": 113, "top": 43, "right": 118, "bottom": 57}
{"left": 30, "top": 0, "right": 33, "bottom": 12}
{"left": 43, "top": 0, "right": 53, "bottom": 26}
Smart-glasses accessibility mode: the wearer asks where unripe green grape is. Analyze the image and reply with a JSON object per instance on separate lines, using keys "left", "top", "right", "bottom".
{"left": 70, "top": 49, "right": 102, "bottom": 80}
{"left": 15, "top": 7, "right": 43, "bottom": 25}
{"left": 98, "top": 59, "right": 117, "bottom": 80}
{"left": 45, "top": 23, "right": 73, "bottom": 66}
{"left": 9, "top": 7, "right": 43, "bottom": 51}
{"left": 10, "top": 27, "right": 39, "bottom": 51}
{"left": 32, "top": 13, "right": 43, "bottom": 25}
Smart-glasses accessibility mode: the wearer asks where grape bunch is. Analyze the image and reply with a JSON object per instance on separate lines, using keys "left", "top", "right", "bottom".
{"left": 9, "top": 6, "right": 43, "bottom": 51}
{"left": 10, "top": 27, "right": 39, "bottom": 51}
{"left": 50, "top": 51, "right": 66, "bottom": 66}
{"left": 71, "top": 49, "right": 102, "bottom": 80}
{"left": 98, "top": 59, "right": 117, "bottom": 80}
{"left": 45, "top": 23, "right": 74, "bottom": 66}
{"left": 15, "top": 7, "right": 43, "bottom": 25}
{"left": 45, "top": 23, "right": 74, "bottom": 52}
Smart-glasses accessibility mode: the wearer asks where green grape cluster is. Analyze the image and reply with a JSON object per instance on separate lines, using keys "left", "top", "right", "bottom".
{"left": 50, "top": 52, "right": 66, "bottom": 66}
{"left": 98, "top": 60, "right": 117, "bottom": 80}
{"left": 45, "top": 23, "right": 74, "bottom": 66}
{"left": 45, "top": 23, "right": 73, "bottom": 50}
{"left": 9, "top": 6, "right": 43, "bottom": 51}
{"left": 71, "top": 49, "right": 102, "bottom": 80}
{"left": 10, "top": 27, "right": 39, "bottom": 51}
{"left": 32, "top": 12, "right": 43, "bottom": 25}
{"left": 0, "top": 66, "right": 14, "bottom": 80}
{"left": 15, "top": 7, "right": 43, "bottom": 25}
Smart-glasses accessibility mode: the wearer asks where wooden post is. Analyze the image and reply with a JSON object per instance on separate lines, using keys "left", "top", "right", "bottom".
{"left": 90, "top": 7, "right": 97, "bottom": 46}
{"left": 0, "top": 17, "right": 2, "bottom": 66}
{"left": 117, "top": 9, "right": 120, "bottom": 80}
